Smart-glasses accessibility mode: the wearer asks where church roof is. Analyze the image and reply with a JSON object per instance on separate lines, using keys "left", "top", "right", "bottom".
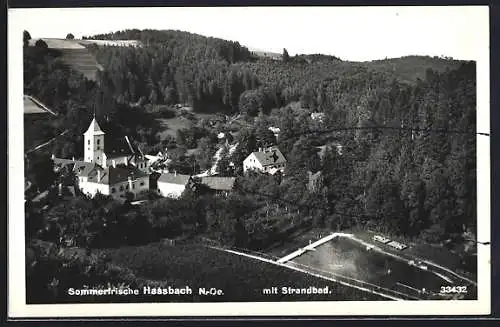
{"left": 84, "top": 117, "right": 105, "bottom": 135}
{"left": 82, "top": 164, "right": 149, "bottom": 185}
{"left": 104, "top": 136, "right": 142, "bottom": 159}
{"left": 74, "top": 162, "right": 97, "bottom": 177}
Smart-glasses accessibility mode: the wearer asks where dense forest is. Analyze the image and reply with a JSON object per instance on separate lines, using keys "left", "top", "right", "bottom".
{"left": 24, "top": 29, "right": 477, "bottom": 300}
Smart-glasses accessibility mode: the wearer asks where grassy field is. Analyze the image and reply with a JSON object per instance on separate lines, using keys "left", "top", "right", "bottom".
{"left": 156, "top": 116, "right": 195, "bottom": 140}
{"left": 57, "top": 48, "right": 100, "bottom": 81}
{"left": 29, "top": 39, "right": 101, "bottom": 81}
{"left": 266, "top": 228, "right": 334, "bottom": 258}
{"left": 97, "top": 242, "right": 385, "bottom": 302}
{"left": 362, "top": 55, "right": 464, "bottom": 84}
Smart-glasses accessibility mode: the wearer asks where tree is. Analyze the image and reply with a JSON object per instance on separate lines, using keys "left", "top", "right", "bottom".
{"left": 23, "top": 30, "right": 31, "bottom": 47}
{"left": 256, "top": 125, "right": 276, "bottom": 148}
{"left": 66, "top": 33, "right": 75, "bottom": 40}
{"left": 196, "top": 136, "right": 216, "bottom": 170}
{"left": 34, "top": 39, "right": 48, "bottom": 50}
{"left": 32, "top": 154, "right": 57, "bottom": 192}
{"left": 283, "top": 48, "right": 290, "bottom": 62}
{"left": 287, "top": 137, "right": 321, "bottom": 176}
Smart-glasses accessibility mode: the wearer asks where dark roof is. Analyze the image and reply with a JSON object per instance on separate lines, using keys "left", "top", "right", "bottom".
{"left": 24, "top": 95, "right": 57, "bottom": 116}
{"left": 158, "top": 173, "right": 192, "bottom": 186}
{"left": 200, "top": 177, "right": 236, "bottom": 191}
{"left": 74, "top": 162, "right": 96, "bottom": 177}
{"left": 104, "top": 136, "right": 135, "bottom": 158}
{"left": 129, "top": 152, "right": 149, "bottom": 163}
{"left": 251, "top": 147, "right": 287, "bottom": 166}
{"left": 86, "top": 164, "right": 149, "bottom": 185}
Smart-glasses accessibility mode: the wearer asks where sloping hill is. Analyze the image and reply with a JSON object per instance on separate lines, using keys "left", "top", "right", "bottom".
{"left": 362, "top": 55, "right": 465, "bottom": 84}
{"left": 97, "top": 242, "right": 385, "bottom": 302}
{"left": 249, "top": 47, "right": 282, "bottom": 60}
{"left": 79, "top": 39, "right": 143, "bottom": 47}
{"left": 56, "top": 48, "right": 103, "bottom": 81}
{"left": 29, "top": 38, "right": 102, "bottom": 81}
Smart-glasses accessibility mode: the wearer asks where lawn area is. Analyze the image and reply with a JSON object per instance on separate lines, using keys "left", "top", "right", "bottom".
{"left": 156, "top": 116, "right": 194, "bottom": 140}
{"left": 97, "top": 242, "right": 385, "bottom": 302}
{"left": 265, "top": 227, "right": 333, "bottom": 258}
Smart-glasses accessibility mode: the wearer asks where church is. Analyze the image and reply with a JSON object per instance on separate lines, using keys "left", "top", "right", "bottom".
{"left": 53, "top": 116, "right": 150, "bottom": 200}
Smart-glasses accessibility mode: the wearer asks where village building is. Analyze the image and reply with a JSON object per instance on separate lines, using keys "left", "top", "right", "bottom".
{"left": 310, "top": 112, "right": 326, "bottom": 122}
{"left": 307, "top": 171, "right": 324, "bottom": 193}
{"left": 268, "top": 126, "right": 280, "bottom": 141}
{"left": 198, "top": 176, "right": 236, "bottom": 196}
{"left": 243, "top": 146, "right": 287, "bottom": 175}
{"left": 316, "top": 143, "right": 343, "bottom": 163}
{"left": 52, "top": 116, "right": 150, "bottom": 200}
{"left": 157, "top": 172, "right": 192, "bottom": 198}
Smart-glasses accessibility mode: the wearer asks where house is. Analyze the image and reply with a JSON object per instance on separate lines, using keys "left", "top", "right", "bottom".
{"left": 310, "top": 112, "right": 325, "bottom": 122}
{"left": 307, "top": 171, "right": 324, "bottom": 193}
{"left": 268, "top": 127, "right": 280, "bottom": 141}
{"left": 198, "top": 177, "right": 236, "bottom": 196}
{"left": 316, "top": 143, "right": 343, "bottom": 162}
{"left": 75, "top": 161, "right": 150, "bottom": 199}
{"left": 243, "top": 146, "right": 287, "bottom": 175}
{"left": 157, "top": 172, "right": 192, "bottom": 198}
{"left": 52, "top": 116, "right": 150, "bottom": 200}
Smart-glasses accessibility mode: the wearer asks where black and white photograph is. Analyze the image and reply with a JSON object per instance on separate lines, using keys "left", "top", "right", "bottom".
{"left": 8, "top": 5, "right": 491, "bottom": 317}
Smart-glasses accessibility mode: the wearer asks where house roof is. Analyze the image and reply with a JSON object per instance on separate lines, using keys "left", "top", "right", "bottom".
{"left": 74, "top": 162, "right": 98, "bottom": 177}
{"left": 200, "top": 177, "right": 236, "bottom": 191}
{"left": 85, "top": 164, "right": 149, "bottom": 185}
{"left": 158, "top": 173, "right": 191, "bottom": 186}
{"left": 249, "top": 147, "right": 287, "bottom": 166}
{"left": 24, "top": 95, "right": 57, "bottom": 116}
{"left": 53, "top": 157, "right": 81, "bottom": 169}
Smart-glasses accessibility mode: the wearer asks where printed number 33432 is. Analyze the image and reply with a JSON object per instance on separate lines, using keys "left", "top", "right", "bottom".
{"left": 440, "top": 286, "right": 467, "bottom": 294}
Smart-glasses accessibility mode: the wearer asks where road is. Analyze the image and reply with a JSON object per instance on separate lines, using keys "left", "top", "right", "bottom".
{"left": 26, "top": 129, "right": 69, "bottom": 154}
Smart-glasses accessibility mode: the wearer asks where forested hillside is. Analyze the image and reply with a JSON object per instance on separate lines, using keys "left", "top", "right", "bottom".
{"left": 24, "top": 28, "right": 477, "bottom": 248}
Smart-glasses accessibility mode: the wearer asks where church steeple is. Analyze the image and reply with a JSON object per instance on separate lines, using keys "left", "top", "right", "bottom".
{"left": 85, "top": 116, "right": 105, "bottom": 135}
{"left": 84, "top": 114, "right": 105, "bottom": 164}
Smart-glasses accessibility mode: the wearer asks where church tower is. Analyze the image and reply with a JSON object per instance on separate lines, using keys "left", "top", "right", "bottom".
{"left": 84, "top": 116, "right": 105, "bottom": 165}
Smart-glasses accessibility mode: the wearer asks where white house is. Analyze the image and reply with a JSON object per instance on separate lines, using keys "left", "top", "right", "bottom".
{"left": 75, "top": 161, "right": 150, "bottom": 199}
{"left": 157, "top": 172, "right": 192, "bottom": 198}
{"left": 243, "top": 146, "right": 287, "bottom": 175}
